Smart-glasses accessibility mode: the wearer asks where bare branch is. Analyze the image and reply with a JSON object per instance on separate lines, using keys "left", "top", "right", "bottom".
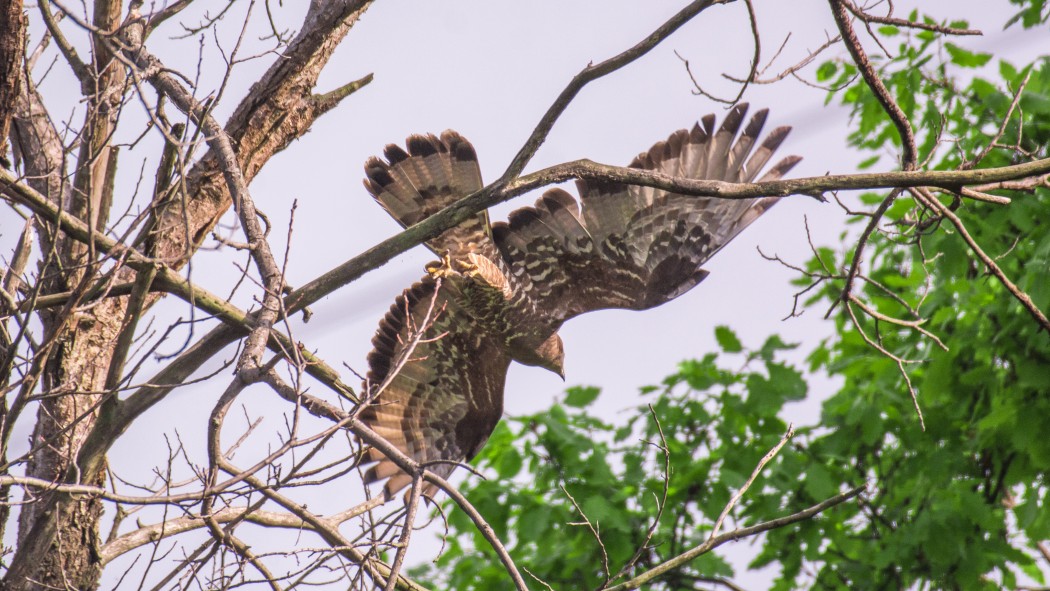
{"left": 562, "top": 484, "right": 610, "bottom": 581}
{"left": 838, "top": 0, "right": 983, "bottom": 36}
{"left": 383, "top": 475, "right": 424, "bottom": 591}
{"left": 286, "top": 154, "right": 1050, "bottom": 316}
{"left": 678, "top": 0, "right": 760, "bottom": 104}
{"left": 826, "top": 0, "right": 920, "bottom": 324}
{"left": 606, "top": 485, "right": 867, "bottom": 591}
{"left": 710, "top": 425, "right": 795, "bottom": 542}
{"left": 830, "top": 0, "right": 917, "bottom": 169}
{"left": 37, "top": 0, "right": 91, "bottom": 90}
{"left": 723, "top": 34, "right": 842, "bottom": 85}
{"left": 610, "top": 405, "right": 672, "bottom": 585}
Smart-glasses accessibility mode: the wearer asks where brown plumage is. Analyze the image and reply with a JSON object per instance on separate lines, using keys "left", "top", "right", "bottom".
{"left": 357, "top": 104, "right": 801, "bottom": 498}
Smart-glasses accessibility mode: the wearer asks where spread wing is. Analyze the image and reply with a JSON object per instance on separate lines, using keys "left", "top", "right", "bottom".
{"left": 358, "top": 276, "right": 511, "bottom": 498}
{"left": 492, "top": 103, "right": 801, "bottom": 335}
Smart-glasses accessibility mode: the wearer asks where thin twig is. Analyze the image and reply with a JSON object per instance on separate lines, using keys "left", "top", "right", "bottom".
{"left": 964, "top": 69, "right": 1032, "bottom": 170}
{"left": 838, "top": 0, "right": 982, "bottom": 36}
{"left": 610, "top": 405, "right": 672, "bottom": 585}
{"left": 562, "top": 484, "right": 610, "bottom": 581}
{"left": 825, "top": 0, "right": 921, "bottom": 322}
{"left": 680, "top": 0, "right": 760, "bottom": 104}
{"left": 709, "top": 424, "right": 795, "bottom": 542}
{"left": 499, "top": 0, "right": 720, "bottom": 183}
{"left": 848, "top": 292, "right": 947, "bottom": 351}
{"left": 723, "top": 34, "right": 842, "bottom": 85}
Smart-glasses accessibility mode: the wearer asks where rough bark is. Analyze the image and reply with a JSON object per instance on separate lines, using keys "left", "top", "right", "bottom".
{"left": 10, "top": 0, "right": 125, "bottom": 586}
{"left": 0, "top": 0, "right": 25, "bottom": 566}
{"left": 0, "top": 0, "right": 23, "bottom": 168}
{"left": 156, "top": 1, "right": 376, "bottom": 264}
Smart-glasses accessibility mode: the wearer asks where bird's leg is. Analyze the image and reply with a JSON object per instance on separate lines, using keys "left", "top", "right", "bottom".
{"left": 425, "top": 250, "right": 454, "bottom": 278}
{"left": 454, "top": 253, "right": 480, "bottom": 277}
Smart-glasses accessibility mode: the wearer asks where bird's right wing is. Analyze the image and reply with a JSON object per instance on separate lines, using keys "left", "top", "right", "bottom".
{"left": 358, "top": 275, "right": 511, "bottom": 498}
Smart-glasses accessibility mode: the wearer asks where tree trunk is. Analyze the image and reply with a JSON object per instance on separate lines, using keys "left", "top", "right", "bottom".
{"left": 7, "top": 1, "right": 123, "bottom": 586}
{"left": 0, "top": 0, "right": 23, "bottom": 168}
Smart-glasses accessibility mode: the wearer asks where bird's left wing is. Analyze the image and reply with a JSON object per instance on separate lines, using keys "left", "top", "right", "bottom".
{"left": 358, "top": 275, "right": 511, "bottom": 498}
{"left": 492, "top": 104, "right": 800, "bottom": 334}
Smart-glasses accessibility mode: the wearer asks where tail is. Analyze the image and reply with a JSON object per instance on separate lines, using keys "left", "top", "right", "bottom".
{"left": 363, "top": 131, "right": 493, "bottom": 255}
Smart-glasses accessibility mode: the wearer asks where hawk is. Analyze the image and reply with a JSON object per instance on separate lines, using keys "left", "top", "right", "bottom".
{"left": 357, "top": 104, "right": 800, "bottom": 497}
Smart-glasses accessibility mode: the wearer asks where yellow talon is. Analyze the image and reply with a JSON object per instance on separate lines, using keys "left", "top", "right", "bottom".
{"left": 455, "top": 257, "right": 480, "bottom": 276}
{"left": 425, "top": 250, "right": 454, "bottom": 278}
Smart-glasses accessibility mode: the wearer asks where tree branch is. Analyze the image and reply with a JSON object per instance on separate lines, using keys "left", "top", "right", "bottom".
{"left": 286, "top": 153, "right": 1050, "bottom": 315}
{"left": 826, "top": 0, "right": 919, "bottom": 322}
{"left": 606, "top": 485, "right": 867, "bottom": 591}
{"left": 913, "top": 188, "right": 1050, "bottom": 333}
{"left": 99, "top": 496, "right": 385, "bottom": 564}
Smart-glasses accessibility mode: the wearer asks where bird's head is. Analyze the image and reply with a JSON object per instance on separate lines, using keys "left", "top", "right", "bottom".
{"left": 512, "top": 332, "right": 566, "bottom": 379}
{"left": 534, "top": 333, "right": 565, "bottom": 380}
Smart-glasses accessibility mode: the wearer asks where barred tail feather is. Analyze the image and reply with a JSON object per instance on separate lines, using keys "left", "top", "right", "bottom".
{"left": 363, "top": 131, "right": 492, "bottom": 255}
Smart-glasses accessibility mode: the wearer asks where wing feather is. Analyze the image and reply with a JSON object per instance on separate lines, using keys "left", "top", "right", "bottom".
{"left": 494, "top": 105, "right": 801, "bottom": 332}
{"left": 359, "top": 276, "right": 511, "bottom": 498}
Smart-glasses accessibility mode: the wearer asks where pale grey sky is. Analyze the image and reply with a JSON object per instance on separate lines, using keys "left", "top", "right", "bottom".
{"left": 4, "top": 0, "right": 1045, "bottom": 587}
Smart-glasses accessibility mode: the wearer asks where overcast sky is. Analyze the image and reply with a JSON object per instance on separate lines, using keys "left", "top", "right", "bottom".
{"left": 5, "top": 0, "right": 1046, "bottom": 587}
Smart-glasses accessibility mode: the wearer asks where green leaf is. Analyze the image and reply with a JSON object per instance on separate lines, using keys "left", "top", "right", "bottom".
{"left": 495, "top": 446, "right": 523, "bottom": 478}
{"left": 1021, "top": 559, "right": 1047, "bottom": 585}
{"left": 677, "top": 354, "right": 726, "bottom": 390}
{"left": 945, "top": 43, "right": 992, "bottom": 68}
{"left": 581, "top": 495, "right": 620, "bottom": 528}
{"left": 803, "top": 463, "right": 836, "bottom": 500}
{"left": 757, "top": 334, "right": 797, "bottom": 362}
{"left": 816, "top": 61, "right": 838, "bottom": 82}
{"left": 970, "top": 77, "right": 998, "bottom": 99}
{"left": 518, "top": 504, "right": 551, "bottom": 543}
{"left": 715, "top": 325, "right": 743, "bottom": 353}
{"left": 563, "top": 386, "right": 600, "bottom": 408}
{"left": 767, "top": 362, "right": 807, "bottom": 401}
{"left": 999, "top": 59, "right": 1019, "bottom": 83}
{"left": 613, "top": 424, "right": 633, "bottom": 442}
{"left": 857, "top": 154, "right": 880, "bottom": 169}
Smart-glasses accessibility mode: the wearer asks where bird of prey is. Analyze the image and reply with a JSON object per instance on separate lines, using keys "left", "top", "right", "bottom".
{"left": 357, "top": 103, "right": 800, "bottom": 498}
